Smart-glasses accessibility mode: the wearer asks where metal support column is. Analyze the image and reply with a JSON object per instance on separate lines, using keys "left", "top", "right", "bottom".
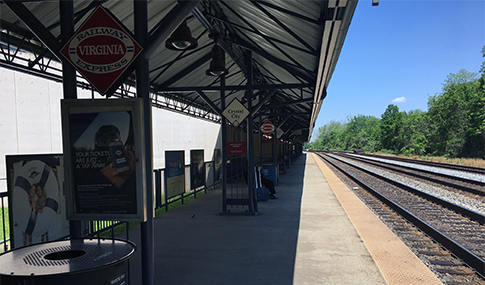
{"left": 282, "top": 139, "right": 286, "bottom": 173}
{"left": 221, "top": 73, "right": 228, "bottom": 213}
{"left": 273, "top": 110, "right": 277, "bottom": 166}
{"left": 246, "top": 51, "right": 256, "bottom": 214}
{"left": 60, "top": 0, "right": 82, "bottom": 239}
{"left": 259, "top": 114, "right": 262, "bottom": 164}
{"left": 134, "top": 1, "right": 154, "bottom": 284}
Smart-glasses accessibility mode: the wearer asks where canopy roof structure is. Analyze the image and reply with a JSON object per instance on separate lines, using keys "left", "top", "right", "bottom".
{"left": 0, "top": 0, "right": 358, "bottom": 143}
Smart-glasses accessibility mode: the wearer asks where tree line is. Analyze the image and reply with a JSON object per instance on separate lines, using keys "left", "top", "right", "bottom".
{"left": 306, "top": 47, "right": 485, "bottom": 159}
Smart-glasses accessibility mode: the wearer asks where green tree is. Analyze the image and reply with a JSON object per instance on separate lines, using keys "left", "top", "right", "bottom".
{"left": 380, "top": 104, "right": 404, "bottom": 152}
{"left": 342, "top": 115, "right": 381, "bottom": 152}
{"left": 364, "top": 116, "right": 382, "bottom": 152}
{"left": 313, "top": 121, "right": 346, "bottom": 150}
{"left": 428, "top": 69, "right": 481, "bottom": 157}
{"left": 469, "top": 46, "right": 485, "bottom": 157}
{"left": 400, "top": 109, "right": 430, "bottom": 156}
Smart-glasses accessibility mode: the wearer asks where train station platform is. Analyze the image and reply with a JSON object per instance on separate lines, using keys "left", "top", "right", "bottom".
{"left": 124, "top": 153, "right": 443, "bottom": 285}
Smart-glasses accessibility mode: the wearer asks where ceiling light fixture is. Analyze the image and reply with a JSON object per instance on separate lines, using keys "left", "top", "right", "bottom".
{"left": 206, "top": 44, "right": 228, "bottom": 76}
{"left": 165, "top": 20, "right": 198, "bottom": 50}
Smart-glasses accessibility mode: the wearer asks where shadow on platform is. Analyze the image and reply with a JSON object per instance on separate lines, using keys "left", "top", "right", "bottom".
{"left": 124, "top": 155, "right": 307, "bottom": 285}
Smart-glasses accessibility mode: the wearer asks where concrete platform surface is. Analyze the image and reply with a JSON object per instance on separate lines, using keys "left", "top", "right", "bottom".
{"left": 122, "top": 153, "right": 441, "bottom": 285}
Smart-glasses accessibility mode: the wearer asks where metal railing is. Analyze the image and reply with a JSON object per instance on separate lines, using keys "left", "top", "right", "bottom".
{"left": 0, "top": 191, "right": 9, "bottom": 252}
{"left": 0, "top": 153, "right": 303, "bottom": 252}
{"left": 0, "top": 159, "right": 223, "bottom": 253}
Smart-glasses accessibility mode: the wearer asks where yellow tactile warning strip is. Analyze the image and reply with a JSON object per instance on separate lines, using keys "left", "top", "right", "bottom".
{"left": 311, "top": 153, "right": 444, "bottom": 285}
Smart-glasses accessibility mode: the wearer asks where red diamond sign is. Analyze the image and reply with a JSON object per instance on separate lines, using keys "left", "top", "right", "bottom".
{"left": 260, "top": 120, "right": 275, "bottom": 135}
{"left": 60, "top": 6, "right": 142, "bottom": 95}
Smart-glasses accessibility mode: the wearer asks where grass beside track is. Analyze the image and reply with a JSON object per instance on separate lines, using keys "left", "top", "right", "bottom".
{"left": 389, "top": 154, "right": 485, "bottom": 168}
{"left": 0, "top": 206, "right": 9, "bottom": 253}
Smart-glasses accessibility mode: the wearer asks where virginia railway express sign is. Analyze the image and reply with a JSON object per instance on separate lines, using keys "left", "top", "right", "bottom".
{"left": 60, "top": 6, "right": 142, "bottom": 95}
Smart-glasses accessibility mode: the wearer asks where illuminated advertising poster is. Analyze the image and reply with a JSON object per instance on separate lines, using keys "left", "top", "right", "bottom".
{"left": 62, "top": 99, "right": 146, "bottom": 221}
{"left": 190, "top": 150, "right": 205, "bottom": 190}
{"left": 165, "top": 151, "right": 185, "bottom": 199}
{"left": 6, "top": 154, "right": 69, "bottom": 249}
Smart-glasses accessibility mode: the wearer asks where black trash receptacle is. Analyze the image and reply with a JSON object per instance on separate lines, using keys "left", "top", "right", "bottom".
{"left": 0, "top": 238, "right": 135, "bottom": 285}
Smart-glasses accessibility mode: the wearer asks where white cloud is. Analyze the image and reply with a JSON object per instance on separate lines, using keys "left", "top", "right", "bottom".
{"left": 392, "top": 97, "right": 406, "bottom": 103}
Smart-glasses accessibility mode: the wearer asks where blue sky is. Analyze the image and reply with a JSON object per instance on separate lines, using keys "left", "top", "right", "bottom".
{"left": 311, "top": 0, "right": 485, "bottom": 141}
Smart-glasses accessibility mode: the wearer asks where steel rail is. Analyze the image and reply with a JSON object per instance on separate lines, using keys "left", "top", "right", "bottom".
{"left": 323, "top": 152, "right": 485, "bottom": 224}
{"left": 316, "top": 152, "right": 485, "bottom": 277}
{"left": 344, "top": 152, "right": 485, "bottom": 175}
{"left": 331, "top": 152, "right": 485, "bottom": 197}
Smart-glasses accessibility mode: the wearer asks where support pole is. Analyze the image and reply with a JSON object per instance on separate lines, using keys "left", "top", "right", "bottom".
{"left": 60, "top": 0, "right": 82, "bottom": 239}
{"left": 259, "top": 114, "right": 262, "bottom": 164}
{"left": 134, "top": 1, "right": 154, "bottom": 284}
{"left": 273, "top": 109, "right": 277, "bottom": 166}
{"left": 221, "top": 73, "right": 228, "bottom": 213}
{"left": 246, "top": 50, "right": 256, "bottom": 213}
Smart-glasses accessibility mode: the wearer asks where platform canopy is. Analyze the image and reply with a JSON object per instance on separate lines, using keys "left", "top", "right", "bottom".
{"left": 0, "top": 0, "right": 357, "bottom": 143}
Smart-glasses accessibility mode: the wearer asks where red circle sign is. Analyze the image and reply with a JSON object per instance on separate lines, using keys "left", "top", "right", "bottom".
{"left": 260, "top": 120, "right": 275, "bottom": 135}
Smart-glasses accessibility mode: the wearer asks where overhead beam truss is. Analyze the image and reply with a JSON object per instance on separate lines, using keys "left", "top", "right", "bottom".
{"left": 0, "top": 0, "right": 338, "bottom": 142}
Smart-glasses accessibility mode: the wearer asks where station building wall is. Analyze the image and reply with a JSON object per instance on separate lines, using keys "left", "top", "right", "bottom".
{"left": 0, "top": 68, "right": 222, "bottom": 192}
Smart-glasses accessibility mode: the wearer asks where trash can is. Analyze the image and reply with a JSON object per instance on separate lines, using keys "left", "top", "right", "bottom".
{"left": 0, "top": 238, "right": 135, "bottom": 285}
{"left": 259, "top": 164, "right": 278, "bottom": 186}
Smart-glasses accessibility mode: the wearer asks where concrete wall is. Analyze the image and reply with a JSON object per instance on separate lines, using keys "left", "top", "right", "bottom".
{"left": 0, "top": 67, "right": 222, "bottom": 192}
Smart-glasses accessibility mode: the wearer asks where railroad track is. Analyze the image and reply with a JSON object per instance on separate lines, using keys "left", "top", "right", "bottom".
{"left": 331, "top": 151, "right": 485, "bottom": 198}
{"left": 340, "top": 151, "right": 485, "bottom": 176}
{"left": 315, "top": 152, "right": 485, "bottom": 284}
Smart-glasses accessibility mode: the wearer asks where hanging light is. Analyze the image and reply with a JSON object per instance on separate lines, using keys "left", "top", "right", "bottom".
{"left": 165, "top": 20, "right": 198, "bottom": 50}
{"left": 206, "top": 44, "right": 228, "bottom": 76}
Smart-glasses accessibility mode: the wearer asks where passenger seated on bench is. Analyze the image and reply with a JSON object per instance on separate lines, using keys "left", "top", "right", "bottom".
{"left": 258, "top": 166, "right": 277, "bottom": 199}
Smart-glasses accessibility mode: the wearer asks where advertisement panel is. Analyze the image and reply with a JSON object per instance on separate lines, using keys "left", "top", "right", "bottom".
{"left": 165, "top": 151, "right": 185, "bottom": 199}
{"left": 214, "top": 149, "right": 222, "bottom": 181}
{"left": 6, "top": 154, "right": 69, "bottom": 249}
{"left": 190, "top": 150, "right": 205, "bottom": 190}
{"left": 61, "top": 99, "right": 146, "bottom": 221}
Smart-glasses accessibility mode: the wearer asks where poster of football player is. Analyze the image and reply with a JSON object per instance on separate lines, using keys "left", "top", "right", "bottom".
{"left": 6, "top": 154, "right": 68, "bottom": 249}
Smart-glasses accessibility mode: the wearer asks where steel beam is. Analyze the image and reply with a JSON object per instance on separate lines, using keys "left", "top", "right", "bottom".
{"left": 159, "top": 82, "right": 312, "bottom": 92}
{"left": 145, "top": 0, "right": 201, "bottom": 59}
{"left": 3, "top": 1, "right": 62, "bottom": 60}
{"left": 246, "top": 50, "right": 256, "bottom": 214}
{"left": 232, "top": 38, "right": 315, "bottom": 83}
{"left": 196, "top": 90, "right": 222, "bottom": 115}
{"left": 250, "top": 89, "right": 277, "bottom": 117}
{"left": 134, "top": 1, "right": 155, "bottom": 284}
